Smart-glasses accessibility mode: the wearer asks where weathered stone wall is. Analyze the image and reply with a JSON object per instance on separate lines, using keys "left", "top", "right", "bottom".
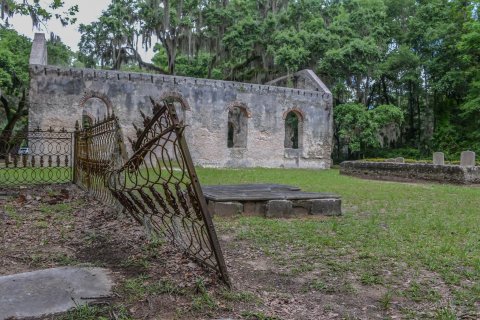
{"left": 340, "top": 161, "right": 480, "bottom": 184}
{"left": 28, "top": 34, "right": 333, "bottom": 169}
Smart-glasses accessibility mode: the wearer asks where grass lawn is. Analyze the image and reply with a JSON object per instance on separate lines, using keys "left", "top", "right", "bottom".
{"left": 0, "top": 167, "right": 72, "bottom": 185}
{"left": 197, "top": 168, "right": 480, "bottom": 318}
{"left": 1, "top": 168, "right": 479, "bottom": 319}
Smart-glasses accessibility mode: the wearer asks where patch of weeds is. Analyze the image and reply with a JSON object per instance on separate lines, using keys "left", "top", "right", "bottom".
{"left": 83, "top": 231, "right": 107, "bottom": 245}
{"left": 29, "top": 254, "right": 43, "bottom": 266}
{"left": 35, "top": 220, "right": 49, "bottom": 229}
{"left": 120, "top": 256, "right": 150, "bottom": 270}
{"left": 152, "top": 279, "right": 185, "bottom": 295}
{"left": 53, "top": 253, "right": 77, "bottom": 266}
{"left": 360, "top": 270, "right": 384, "bottom": 285}
{"left": 402, "top": 281, "right": 441, "bottom": 302}
{"left": 323, "top": 304, "right": 334, "bottom": 312}
{"left": 192, "top": 277, "right": 217, "bottom": 313}
{"left": 4, "top": 204, "right": 22, "bottom": 225}
{"left": 142, "top": 236, "right": 165, "bottom": 254}
{"left": 219, "top": 289, "right": 258, "bottom": 303}
{"left": 240, "top": 311, "right": 280, "bottom": 320}
{"left": 290, "top": 262, "right": 315, "bottom": 275}
{"left": 40, "top": 202, "right": 73, "bottom": 214}
{"left": 307, "top": 279, "right": 330, "bottom": 293}
{"left": 434, "top": 306, "right": 457, "bottom": 320}
{"left": 121, "top": 275, "right": 184, "bottom": 302}
{"left": 59, "top": 304, "right": 132, "bottom": 320}
{"left": 379, "top": 290, "right": 393, "bottom": 310}
{"left": 121, "top": 275, "right": 151, "bottom": 301}
{"left": 306, "top": 278, "right": 355, "bottom": 294}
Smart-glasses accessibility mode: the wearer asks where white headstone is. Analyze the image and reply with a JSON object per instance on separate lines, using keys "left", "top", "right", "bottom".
{"left": 460, "top": 151, "right": 476, "bottom": 167}
{"left": 433, "top": 152, "right": 444, "bottom": 165}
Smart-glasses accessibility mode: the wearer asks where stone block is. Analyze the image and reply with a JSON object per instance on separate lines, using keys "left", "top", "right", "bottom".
{"left": 460, "top": 151, "right": 476, "bottom": 167}
{"left": 207, "top": 201, "right": 243, "bottom": 217}
{"left": 292, "top": 200, "right": 312, "bottom": 216}
{"left": 310, "top": 198, "right": 342, "bottom": 216}
{"left": 433, "top": 152, "right": 444, "bottom": 165}
{"left": 243, "top": 201, "right": 265, "bottom": 216}
{"left": 265, "top": 200, "right": 293, "bottom": 218}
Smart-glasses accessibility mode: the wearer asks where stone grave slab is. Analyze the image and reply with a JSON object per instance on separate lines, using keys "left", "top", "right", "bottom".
{"left": 0, "top": 267, "right": 113, "bottom": 320}
{"left": 203, "top": 184, "right": 341, "bottom": 217}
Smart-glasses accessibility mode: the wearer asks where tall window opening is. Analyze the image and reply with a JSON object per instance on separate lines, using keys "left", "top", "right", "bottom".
{"left": 285, "top": 111, "right": 302, "bottom": 149}
{"left": 227, "top": 106, "right": 248, "bottom": 148}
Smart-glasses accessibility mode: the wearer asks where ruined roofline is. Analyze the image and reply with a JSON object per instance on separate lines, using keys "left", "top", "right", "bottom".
{"left": 265, "top": 69, "right": 331, "bottom": 96}
{"left": 29, "top": 64, "right": 333, "bottom": 102}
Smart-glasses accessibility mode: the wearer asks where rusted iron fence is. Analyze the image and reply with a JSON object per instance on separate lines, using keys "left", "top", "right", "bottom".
{"left": 74, "top": 115, "right": 126, "bottom": 205}
{"left": 0, "top": 128, "right": 73, "bottom": 185}
{"left": 0, "top": 100, "right": 230, "bottom": 286}
{"left": 107, "top": 98, "right": 230, "bottom": 286}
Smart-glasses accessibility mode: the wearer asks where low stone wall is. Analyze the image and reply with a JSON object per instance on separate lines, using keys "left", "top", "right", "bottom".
{"left": 340, "top": 161, "right": 480, "bottom": 184}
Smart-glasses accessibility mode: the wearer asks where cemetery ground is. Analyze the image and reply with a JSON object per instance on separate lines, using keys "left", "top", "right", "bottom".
{"left": 1, "top": 169, "right": 479, "bottom": 320}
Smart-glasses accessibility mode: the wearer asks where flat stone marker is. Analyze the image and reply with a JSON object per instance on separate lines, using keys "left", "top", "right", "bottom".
{"left": 0, "top": 267, "right": 113, "bottom": 320}
{"left": 433, "top": 152, "right": 445, "bottom": 165}
{"left": 460, "top": 151, "right": 476, "bottom": 167}
{"left": 203, "top": 184, "right": 341, "bottom": 217}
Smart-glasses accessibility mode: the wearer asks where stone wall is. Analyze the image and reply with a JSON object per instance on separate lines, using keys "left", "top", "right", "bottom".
{"left": 28, "top": 34, "right": 333, "bottom": 169}
{"left": 340, "top": 161, "right": 480, "bottom": 184}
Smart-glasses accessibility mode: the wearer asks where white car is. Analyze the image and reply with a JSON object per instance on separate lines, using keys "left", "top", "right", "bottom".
{"left": 18, "top": 147, "right": 30, "bottom": 155}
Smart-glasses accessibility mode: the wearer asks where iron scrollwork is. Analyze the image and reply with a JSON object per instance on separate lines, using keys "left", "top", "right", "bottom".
{"left": 106, "top": 97, "right": 230, "bottom": 286}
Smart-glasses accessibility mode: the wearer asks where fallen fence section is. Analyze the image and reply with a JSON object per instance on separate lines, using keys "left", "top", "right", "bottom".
{"left": 0, "top": 129, "right": 73, "bottom": 186}
{"left": 107, "top": 97, "right": 231, "bottom": 286}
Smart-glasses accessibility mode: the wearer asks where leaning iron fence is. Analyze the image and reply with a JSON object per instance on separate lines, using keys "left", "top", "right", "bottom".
{"left": 74, "top": 115, "right": 126, "bottom": 206}
{"left": 0, "top": 128, "right": 73, "bottom": 186}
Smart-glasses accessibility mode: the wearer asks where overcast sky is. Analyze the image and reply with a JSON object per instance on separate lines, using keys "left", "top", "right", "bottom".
{"left": 9, "top": 0, "right": 155, "bottom": 61}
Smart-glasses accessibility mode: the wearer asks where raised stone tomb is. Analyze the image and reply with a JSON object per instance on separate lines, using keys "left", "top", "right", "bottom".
{"left": 204, "top": 184, "right": 341, "bottom": 218}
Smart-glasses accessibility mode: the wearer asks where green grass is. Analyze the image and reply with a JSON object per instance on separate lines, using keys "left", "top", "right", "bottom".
{"left": 0, "top": 167, "right": 72, "bottom": 185}
{"left": 196, "top": 168, "right": 480, "bottom": 312}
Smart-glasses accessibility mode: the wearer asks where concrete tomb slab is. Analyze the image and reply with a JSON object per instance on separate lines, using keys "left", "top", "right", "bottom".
{"left": 0, "top": 267, "right": 113, "bottom": 320}
{"left": 203, "top": 184, "right": 341, "bottom": 217}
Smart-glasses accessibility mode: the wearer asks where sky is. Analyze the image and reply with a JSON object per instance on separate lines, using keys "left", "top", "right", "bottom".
{"left": 9, "top": 0, "right": 155, "bottom": 62}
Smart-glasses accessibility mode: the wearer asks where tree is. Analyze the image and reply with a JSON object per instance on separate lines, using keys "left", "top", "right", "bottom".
{"left": 0, "top": 0, "right": 78, "bottom": 28}
{"left": 334, "top": 103, "right": 403, "bottom": 159}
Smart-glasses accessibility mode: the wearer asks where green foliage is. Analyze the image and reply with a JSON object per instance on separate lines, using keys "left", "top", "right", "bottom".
{"left": 0, "top": 0, "right": 78, "bottom": 28}
{"left": 334, "top": 103, "right": 403, "bottom": 156}
{"left": 72, "top": 0, "right": 480, "bottom": 157}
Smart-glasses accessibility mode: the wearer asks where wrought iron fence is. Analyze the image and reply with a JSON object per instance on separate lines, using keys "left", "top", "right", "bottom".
{"left": 106, "top": 98, "right": 231, "bottom": 286}
{"left": 74, "top": 115, "right": 126, "bottom": 205}
{"left": 0, "top": 128, "right": 73, "bottom": 185}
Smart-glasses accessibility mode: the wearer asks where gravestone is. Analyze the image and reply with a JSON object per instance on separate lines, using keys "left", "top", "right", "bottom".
{"left": 433, "top": 152, "right": 445, "bottom": 165}
{"left": 395, "top": 157, "right": 405, "bottom": 163}
{"left": 460, "top": 151, "right": 476, "bottom": 167}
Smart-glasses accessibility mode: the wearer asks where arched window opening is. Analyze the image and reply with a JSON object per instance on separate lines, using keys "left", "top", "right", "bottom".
{"left": 82, "top": 112, "right": 94, "bottom": 129}
{"left": 82, "top": 97, "right": 109, "bottom": 124}
{"left": 227, "top": 106, "right": 248, "bottom": 148}
{"left": 227, "top": 122, "right": 235, "bottom": 148}
{"left": 285, "top": 111, "right": 302, "bottom": 149}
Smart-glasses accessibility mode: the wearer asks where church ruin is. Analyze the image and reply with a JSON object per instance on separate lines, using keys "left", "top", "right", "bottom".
{"left": 28, "top": 34, "right": 333, "bottom": 169}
